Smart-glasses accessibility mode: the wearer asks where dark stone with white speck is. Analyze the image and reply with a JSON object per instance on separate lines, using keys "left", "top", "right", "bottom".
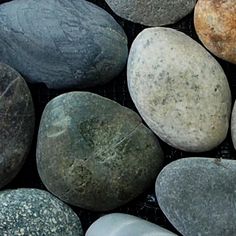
{"left": 105, "top": 0, "right": 196, "bottom": 26}
{"left": 0, "top": 63, "right": 34, "bottom": 188}
{"left": 0, "top": 188, "right": 83, "bottom": 235}
{"left": 0, "top": 0, "right": 128, "bottom": 89}
{"left": 155, "top": 157, "right": 236, "bottom": 236}
{"left": 36, "top": 92, "right": 164, "bottom": 211}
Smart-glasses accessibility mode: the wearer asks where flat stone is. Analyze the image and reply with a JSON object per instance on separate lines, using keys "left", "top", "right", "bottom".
{"left": 105, "top": 0, "right": 196, "bottom": 26}
{"left": 0, "top": 63, "right": 34, "bottom": 188}
{"left": 0, "top": 0, "right": 128, "bottom": 89}
{"left": 127, "top": 27, "right": 231, "bottom": 152}
{"left": 156, "top": 157, "right": 236, "bottom": 236}
{"left": 36, "top": 92, "right": 164, "bottom": 211}
{"left": 194, "top": 0, "right": 236, "bottom": 64}
{"left": 86, "top": 213, "right": 177, "bottom": 236}
{"left": 0, "top": 188, "right": 83, "bottom": 235}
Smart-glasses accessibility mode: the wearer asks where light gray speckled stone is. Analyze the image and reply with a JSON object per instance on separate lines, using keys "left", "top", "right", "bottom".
{"left": 0, "top": 188, "right": 83, "bottom": 236}
{"left": 0, "top": 0, "right": 128, "bottom": 89}
{"left": 231, "top": 101, "right": 236, "bottom": 149}
{"left": 0, "top": 63, "right": 34, "bottom": 188}
{"left": 86, "top": 213, "right": 177, "bottom": 236}
{"left": 156, "top": 157, "right": 236, "bottom": 236}
{"left": 36, "top": 92, "right": 164, "bottom": 211}
{"left": 127, "top": 27, "right": 231, "bottom": 152}
{"left": 105, "top": 0, "right": 196, "bottom": 26}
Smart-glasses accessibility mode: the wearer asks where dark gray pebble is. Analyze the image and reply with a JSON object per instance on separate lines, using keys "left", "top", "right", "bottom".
{"left": 0, "top": 0, "right": 128, "bottom": 89}
{"left": 0, "top": 188, "right": 83, "bottom": 235}
{"left": 36, "top": 92, "right": 163, "bottom": 211}
{"left": 0, "top": 63, "right": 34, "bottom": 188}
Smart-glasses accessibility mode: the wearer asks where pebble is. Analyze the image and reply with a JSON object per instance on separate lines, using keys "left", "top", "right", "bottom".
{"left": 86, "top": 213, "right": 177, "bottom": 236}
{"left": 127, "top": 27, "right": 231, "bottom": 152}
{"left": 194, "top": 0, "right": 236, "bottom": 64}
{"left": 230, "top": 101, "right": 236, "bottom": 149}
{"left": 0, "top": 0, "right": 128, "bottom": 89}
{"left": 105, "top": 0, "right": 196, "bottom": 26}
{"left": 36, "top": 92, "right": 164, "bottom": 211}
{"left": 0, "top": 188, "right": 83, "bottom": 235}
{"left": 0, "top": 63, "right": 34, "bottom": 188}
{"left": 156, "top": 157, "right": 236, "bottom": 236}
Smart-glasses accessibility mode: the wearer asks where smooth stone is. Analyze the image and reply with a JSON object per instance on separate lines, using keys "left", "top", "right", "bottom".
{"left": 36, "top": 92, "right": 163, "bottom": 211}
{"left": 105, "top": 0, "right": 196, "bottom": 26}
{"left": 0, "top": 0, "right": 128, "bottom": 89}
{"left": 156, "top": 157, "right": 236, "bottom": 236}
{"left": 230, "top": 101, "right": 236, "bottom": 149}
{"left": 86, "top": 213, "right": 177, "bottom": 236}
{"left": 0, "top": 188, "right": 83, "bottom": 235}
{"left": 127, "top": 27, "right": 231, "bottom": 152}
{"left": 194, "top": 0, "right": 236, "bottom": 64}
{"left": 0, "top": 63, "right": 34, "bottom": 188}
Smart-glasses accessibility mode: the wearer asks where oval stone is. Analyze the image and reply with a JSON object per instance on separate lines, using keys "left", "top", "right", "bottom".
{"left": 0, "top": 63, "right": 34, "bottom": 188}
{"left": 0, "top": 0, "right": 128, "bottom": 89}
{"left": 86, "top": 213, "right": 177, "bottom": 236}
{"left": 0, "top": 188, "right": 83, "bottom": 235}
{"left": 230, "top": 101, "right": 236, "bottom": 149}
{"left": 127, "top": 27, "right": 231, "bottom": 152}
{"left": 36, "top": 92, "right": 163, "bottom": 211}
{"left": 155, "top": 157, "right": 236, "bottom": 236}
{"left": 105, "top": 0, "right": 196, "bottom": 26}
{"left": 194, "top": 0, "right": 236, "bottom": 64}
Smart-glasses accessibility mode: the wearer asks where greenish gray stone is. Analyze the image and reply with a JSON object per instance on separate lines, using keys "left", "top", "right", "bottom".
{"left": 127, "top": 27, "right": 231, "bottom": 152}
{"left": 156, "top": 157, "right": 236, "bottom": 236}
{"left": 105, "top": 0, "right": 196, "bottom": 26}
{"left": 0, "top": 188, "right": 83, "bottom": 236}
{"left": 36, "top": 92, "right": 163, "bottom": 211}
{"left": 86, "top": 213, "right": 177, "bottom": 236}
{"left": 0, "top": 63, "right": 34, "bottom": 188}
{"left": 0, "top": 0, "right": 128, "bottom": 89}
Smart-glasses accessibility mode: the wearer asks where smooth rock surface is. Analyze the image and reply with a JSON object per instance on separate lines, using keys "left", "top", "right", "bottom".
{"left": 156, "top": 157, "right": 236, "bottom": 236}
{"left": 36, "top": 92, "right": 163, "bottom": 211}
{"left": 230, "top": 101, "right": 236, "bottom": 149}
{"left": 0, "top": 63, "right": 34, "bottom": 188}
{"left": 0, "top": 188, "right": 83, "bottom": 235}
{"left": 127, "top": 27, "right": 231, "bottom": 152}
{"left": 105, "top": 0, "right": 196, "bottom": 26}
{"left": 194, "top": 0, "right": 236, "bottom": 64}
{"left": 0, "top": 0, "right": 128, "bottom": 89}
{"left": 86, "top": 213, "right": 177, "bottom": 236}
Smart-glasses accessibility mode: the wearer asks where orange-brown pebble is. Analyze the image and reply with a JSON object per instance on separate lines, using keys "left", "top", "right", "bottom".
{"left": 194, "top": 0, "right": 236, "bottom": 64}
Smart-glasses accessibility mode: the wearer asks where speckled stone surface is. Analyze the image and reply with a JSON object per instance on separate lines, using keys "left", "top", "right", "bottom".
{"left": 86, "top": 213, "right": 177, "bottom": 236}
{"left": 0, "top": 63, "right": 34, "bottom": 189}
{"left": 156, "top": 157, "right": 236, "bottom": 236}
{"left": 105, "top": 0, "right": 196, "bottom": 26}
{"left": 127, "top": 27, "right": 231, "bottom": 152}
{"left": 231, "top": 101, "right": 236, "bottom": 149}
{"left": 0, "top": 0, "right": 128, "bottom": 89}
{"left": 194, "top": 0, "right": 236, "bottom": 64}
{"left": 0, "top": 188, "right": 83, "bottom": 236}
{"left": 36, "top": 92, "right": 164, "bottom": 211}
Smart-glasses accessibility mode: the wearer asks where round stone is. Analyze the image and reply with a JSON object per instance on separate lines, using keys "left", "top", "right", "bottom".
{"left": 194, "top": 0, "right": 236, "bottom": 64}
{"left": 0, "top": 188, "right": 83, "bottom": 235}
{"left": 0, "top": 63, "right": 34, "bottom": 188}
{"left": 230, "top": 101, "right": 236, "bottom": 149}
{"left": 86, "top": 213, "right": 177, "bottom": 236}
{"left": 155, "top": 157, "right": 236, "bottom": 236}
{"left": 0, "top": 0, "right": 128, "bottom": 89}
{"left": 36, "top": 92, "right": 163, "bottom": 211}
{"left": 127, "top": 27, "right": 231, "bottom": 152}
{"left": 105, "top": 0, "right": 196, "bottom": 26}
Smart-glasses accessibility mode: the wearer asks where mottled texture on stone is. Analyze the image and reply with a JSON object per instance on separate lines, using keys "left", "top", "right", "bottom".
{"left": 0, "top": 63, "right": 34, "bottom": 188}
{"left": 86, "top": 213, "right": 177, "bottom": 236}
{"left": 36, "top": 92, "right": 163, "bottom": 211}
{"left": 194, "top": 0, "right": 236, "bottom": 64}
{"left": 105, "top": 0, "right": 196, "bottom": 26}
{"left": 230, "top": 101, "right": 236, "bottom": 149}
{"left": 0, "top": 188, "right": 83, "bottom": 236}
{"left": 0, "top": 0, "right": 128, "bottom": 89}
{"left": 156, "top": 157, "right": 236, "bottom": 236}
{"left": 127, "top": 27, "right": 231, "bottom": 152}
